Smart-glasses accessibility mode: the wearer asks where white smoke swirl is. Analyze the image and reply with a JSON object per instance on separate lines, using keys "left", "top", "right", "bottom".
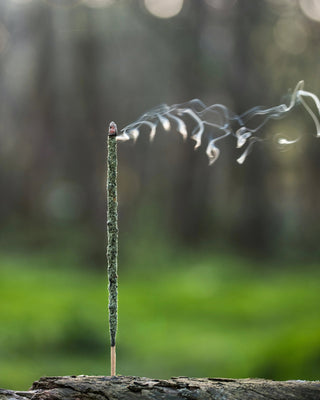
{"left": 117, "top": 81, "right": 320, "bottom": 165}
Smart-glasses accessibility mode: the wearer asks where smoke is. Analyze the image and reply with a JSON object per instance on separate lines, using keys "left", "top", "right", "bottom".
{"left": 117, "top": 81, "right": 320, "bottom": 164}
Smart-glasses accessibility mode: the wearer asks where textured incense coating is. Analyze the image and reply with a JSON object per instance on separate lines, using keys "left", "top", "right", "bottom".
{"left": 107, "top": 121, "right": 118, "bottom": 375}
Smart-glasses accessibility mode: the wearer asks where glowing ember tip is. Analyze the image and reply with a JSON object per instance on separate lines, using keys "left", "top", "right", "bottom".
{"left": 108, "top": 121, "right": 118, "bottom": 136}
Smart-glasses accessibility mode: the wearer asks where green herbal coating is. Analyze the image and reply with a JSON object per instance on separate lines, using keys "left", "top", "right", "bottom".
{"left": 107, "top": 135, "right": 118, "bottom": 347}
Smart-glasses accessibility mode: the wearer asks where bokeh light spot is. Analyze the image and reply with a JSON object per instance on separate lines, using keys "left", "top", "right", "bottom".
{"left": 144, "top": 0, "right": 184, "bottom": 19}
{"left": 45, "top": 182, "right": 85, "bottom": 221}
{"left": 273, "top": 18, "right": 307, "bottom": 55}
{"left": 299, "top": 0, "right": 320, "bottom": 22}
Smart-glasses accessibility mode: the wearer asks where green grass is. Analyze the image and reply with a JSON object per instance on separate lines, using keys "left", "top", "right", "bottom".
{"left": 1, "top": 250, "right": 320, "bottom": 390}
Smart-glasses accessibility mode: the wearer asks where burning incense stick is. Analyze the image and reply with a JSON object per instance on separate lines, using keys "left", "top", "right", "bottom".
{"left": 107, "top": 121, "right": 118, "bottom": 376}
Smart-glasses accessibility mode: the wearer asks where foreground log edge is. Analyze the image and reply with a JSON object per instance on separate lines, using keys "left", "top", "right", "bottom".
{"left": 1, "top": 376, "right": 320, "bottom": 400}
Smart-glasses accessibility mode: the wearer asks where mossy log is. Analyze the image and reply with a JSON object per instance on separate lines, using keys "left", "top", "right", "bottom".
{"left": 1, "top": 375, "right": 320, "bottom": 400}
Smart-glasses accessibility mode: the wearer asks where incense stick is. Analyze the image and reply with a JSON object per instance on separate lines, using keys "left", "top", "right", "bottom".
{"left": 107, "top": 121, "right": 118, "bottom": 376}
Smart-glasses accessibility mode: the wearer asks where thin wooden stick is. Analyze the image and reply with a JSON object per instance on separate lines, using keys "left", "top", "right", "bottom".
{"left": 107, "top": 121, "right": 118, "bottom": 376}
{"left": 110, "top": 345, "right": 116, "bottom": 376}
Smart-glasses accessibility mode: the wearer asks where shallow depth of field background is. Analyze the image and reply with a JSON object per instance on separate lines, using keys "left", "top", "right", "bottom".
{"left": 1, "top": 0, "right": 320, "bottom": 390}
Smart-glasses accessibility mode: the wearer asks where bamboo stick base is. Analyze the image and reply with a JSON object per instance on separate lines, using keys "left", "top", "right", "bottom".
{"left": 110, "top": 345, "right": 116, "bottom": 376}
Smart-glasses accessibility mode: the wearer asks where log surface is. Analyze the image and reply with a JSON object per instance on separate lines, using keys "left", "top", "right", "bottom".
{"left": 1, "top": 375, "right": 320, "bottom": 400}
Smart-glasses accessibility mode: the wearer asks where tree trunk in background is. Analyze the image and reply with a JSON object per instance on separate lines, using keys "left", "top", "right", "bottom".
{"left": 230, "top": 0, "right": 277, "bottom": 256}
{"left": 170, "top": 0, "right": 211, "bottom": 245}
{"left": 131, "top": 0, "right": 212, "bottom": 246}
{"left": 1, "top": 376, "right": 319, "bottom": 400}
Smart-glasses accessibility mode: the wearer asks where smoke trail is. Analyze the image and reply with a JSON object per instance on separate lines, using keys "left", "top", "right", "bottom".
{"left": 117, "top": 81, "right": 320, "bottom": 164}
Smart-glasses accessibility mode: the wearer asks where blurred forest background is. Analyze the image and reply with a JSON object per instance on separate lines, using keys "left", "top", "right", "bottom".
{"left": 1, "top": 0, "right": 320, "bottom": 390}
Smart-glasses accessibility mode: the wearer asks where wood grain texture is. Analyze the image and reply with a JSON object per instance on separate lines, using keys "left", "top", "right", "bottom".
{"left": 1, "top": 375, "right": 320, "bottom": 400}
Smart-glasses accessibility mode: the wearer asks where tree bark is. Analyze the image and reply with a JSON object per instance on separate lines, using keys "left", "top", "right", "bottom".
{"left": 1, "top": 375, "right": 320, "bottom": 400}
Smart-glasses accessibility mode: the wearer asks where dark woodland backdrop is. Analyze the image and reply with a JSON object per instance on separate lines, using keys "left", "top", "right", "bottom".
{"left": 1, "top": 0, "right": 320, "bottom": 390}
